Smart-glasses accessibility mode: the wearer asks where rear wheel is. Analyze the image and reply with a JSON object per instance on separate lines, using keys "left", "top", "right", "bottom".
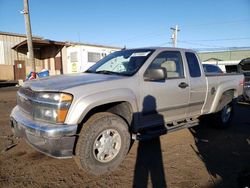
{"left": 214, "top": 102, "right": 233, "bottom": 128}
{"left": 74, "top": 112, "right": 131, "bottom": 175}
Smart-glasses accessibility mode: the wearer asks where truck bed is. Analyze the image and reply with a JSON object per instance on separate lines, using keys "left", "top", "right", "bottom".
{"left": 202, "top": 73, "right": 243, "bottom": 114}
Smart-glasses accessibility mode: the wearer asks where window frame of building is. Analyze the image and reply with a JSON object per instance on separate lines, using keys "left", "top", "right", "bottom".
{"left": 88, "top": 52, "right": 101, "bottom": 63}
{"left": 70, "top": 52, "right": 78, "bottom": 62}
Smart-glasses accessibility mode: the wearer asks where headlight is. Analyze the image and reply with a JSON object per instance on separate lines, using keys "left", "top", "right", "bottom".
{"left": 34, "top": 93, "right": 73, "bottom": 124}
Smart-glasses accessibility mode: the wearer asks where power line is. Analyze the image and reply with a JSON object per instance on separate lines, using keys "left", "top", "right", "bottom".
{"left": 110, "top": 31, "right": 166, "bottom": 44}
{"left": 181, "top": 19, "right": 250, "bottom": 28}
{"left": 122, "top": 19, "right": 250, "bottom": 44}
{"left": 182, "top": 37, "right": 250, "bottom": 42}
{"left": 177, "top": 37, "right": 250, "bottom": 48}
{"left": 134, "top": 19, "right": 249, "bottom": 41}
{"left": 107, "top": 18, "right": 250, "bottom": 47}
{"left": 178, "top": 40, "right": 226, "bottom": 48}
{"left": 158, "top": 42, "right": 172, "bottom": 47}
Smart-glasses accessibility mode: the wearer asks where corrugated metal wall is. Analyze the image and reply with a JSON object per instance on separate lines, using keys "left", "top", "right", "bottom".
{"left": 0, "top": 33, "right": 43, "bottom": 67}
{"left": 0, "top": 65, "right": 14, "bottom": 80}
{"left": 0, "top": 33, "right": 48, "bottom": 80}
{"left": 0, "top": 34, "right": 26, "bottom": 65}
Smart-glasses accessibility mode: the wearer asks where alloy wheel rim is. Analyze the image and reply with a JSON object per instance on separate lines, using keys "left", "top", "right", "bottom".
{"left": 93, "top": 129, "right": 121, "bottom": 163}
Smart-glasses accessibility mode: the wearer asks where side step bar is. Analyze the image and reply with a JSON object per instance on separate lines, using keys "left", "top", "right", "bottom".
{"left": 133, "top": 118, "right": 199, "bottom": 141}
{"left": 135, "top": 128, "right": 167, "bottom": 141}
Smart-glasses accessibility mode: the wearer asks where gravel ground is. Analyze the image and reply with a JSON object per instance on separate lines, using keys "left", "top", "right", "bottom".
{"left": 0, "top": 87, "right": 250, "bottom": 188}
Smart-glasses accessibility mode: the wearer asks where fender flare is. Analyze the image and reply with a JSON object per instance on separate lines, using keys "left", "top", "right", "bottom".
{"left": 65, "top": 88, "right": 138, "bottom": 124}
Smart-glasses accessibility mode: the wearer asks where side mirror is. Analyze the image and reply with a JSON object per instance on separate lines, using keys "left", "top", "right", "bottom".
{"left": 144, "top": 68, "right": 166, "bottom": 81}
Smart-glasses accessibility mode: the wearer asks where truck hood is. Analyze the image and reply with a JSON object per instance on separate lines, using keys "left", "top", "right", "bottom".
{"left": 23, "top": 73, "right": 124, "bottom": 91}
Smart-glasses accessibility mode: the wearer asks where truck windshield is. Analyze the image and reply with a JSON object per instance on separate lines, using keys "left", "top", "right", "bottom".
{"left": 86, "top": 49, "right": 154, "bottom": 76}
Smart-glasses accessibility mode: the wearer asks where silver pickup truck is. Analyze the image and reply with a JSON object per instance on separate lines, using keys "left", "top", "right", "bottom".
{"left": 10, "top": 47, "right": 244, "bottom": 175}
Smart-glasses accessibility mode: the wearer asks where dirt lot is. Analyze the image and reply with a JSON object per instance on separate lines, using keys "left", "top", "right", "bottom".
{"left": 0, "top": 87, "right": 250, "bottom": 188}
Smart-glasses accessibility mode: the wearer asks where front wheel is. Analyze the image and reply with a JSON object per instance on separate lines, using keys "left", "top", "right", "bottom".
{"left": 74, "top": 112, "right": 131, "bottom": 175}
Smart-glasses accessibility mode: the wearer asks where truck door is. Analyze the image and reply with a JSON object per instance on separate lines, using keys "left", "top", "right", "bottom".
{"left": 140, "top": 50, "right": 190, "bottom": 127}
{"left": 185, "top": 52, "right": 206, "bottom": 117}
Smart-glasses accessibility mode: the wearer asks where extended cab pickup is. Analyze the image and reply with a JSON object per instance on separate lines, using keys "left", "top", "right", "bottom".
{"left": 10, "top": 47, "right": 244, "bottom": 175}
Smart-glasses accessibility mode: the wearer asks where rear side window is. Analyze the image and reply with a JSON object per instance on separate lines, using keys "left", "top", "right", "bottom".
{"left": 185, "top": 52, "right": 201, "bottom": 77}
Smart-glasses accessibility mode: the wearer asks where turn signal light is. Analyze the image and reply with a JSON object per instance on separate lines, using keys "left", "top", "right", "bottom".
{"left": 57, "top": 109, "right": 69, "bottom": 123}
{"left": 60, "top": 94, "right": 73, "bottom": 102}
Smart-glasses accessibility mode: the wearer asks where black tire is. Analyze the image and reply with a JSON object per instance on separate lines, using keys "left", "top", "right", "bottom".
{"left": 214, "top": 102, "right": 234, "bottom": 128}
{"left": 74, "top": 112, "right": 131, "bottom": 175}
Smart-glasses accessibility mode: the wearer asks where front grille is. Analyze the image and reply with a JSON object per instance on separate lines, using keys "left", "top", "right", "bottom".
{"left": 17, "top": 88, "right": 35, "bottom": 117}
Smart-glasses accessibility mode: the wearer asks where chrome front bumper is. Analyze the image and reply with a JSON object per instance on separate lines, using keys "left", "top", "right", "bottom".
{"left": 10, "top": 106, "right": 78, "bottom": 158}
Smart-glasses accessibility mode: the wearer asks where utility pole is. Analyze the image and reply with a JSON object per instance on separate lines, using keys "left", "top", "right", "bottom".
{"left": 170, "top": 25, "right": 180, "bottom": 47}
{"left": 23, "top": 0, "right": 35, "bottom": 71}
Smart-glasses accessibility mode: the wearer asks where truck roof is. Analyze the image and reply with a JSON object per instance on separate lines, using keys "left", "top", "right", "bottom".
{"left": 124, "top": 47, "right": 197, "bottom": 53}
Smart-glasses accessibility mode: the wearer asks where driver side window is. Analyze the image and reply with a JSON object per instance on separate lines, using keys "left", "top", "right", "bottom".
{"left": 147, "top": 51, "right": 184, "bottom": 79}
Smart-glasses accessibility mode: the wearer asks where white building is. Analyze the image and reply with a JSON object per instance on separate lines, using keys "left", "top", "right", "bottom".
{"left": 0, "top": 31, "right": 122, "bottom": 80}
{"left": 200, "top": 58, "right": 239, "bottom": 72}
{"left": 66, "top": 42, "right": 121, "bottom": 73}
{"left": 198, "top": 48, "right": 250, "bottom": 73}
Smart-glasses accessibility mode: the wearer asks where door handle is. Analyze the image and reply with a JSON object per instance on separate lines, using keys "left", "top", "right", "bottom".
{"left": 178, "top": 82, "right": 189, "bottom": 89}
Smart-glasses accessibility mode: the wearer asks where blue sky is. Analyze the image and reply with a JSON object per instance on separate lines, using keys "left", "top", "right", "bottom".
{"left": 0, "top": 0, "right": 250, "bottom": 49}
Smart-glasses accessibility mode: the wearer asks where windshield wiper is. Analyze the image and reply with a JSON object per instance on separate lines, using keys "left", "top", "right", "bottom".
{"left": 85, "top": 70, "right": 94, "bottom": 73}
{"left": 95, "top": 70, "right": 117, "bottom": 75}
{"left": 92, "top": 70, "right": 130, "bottom": 76}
